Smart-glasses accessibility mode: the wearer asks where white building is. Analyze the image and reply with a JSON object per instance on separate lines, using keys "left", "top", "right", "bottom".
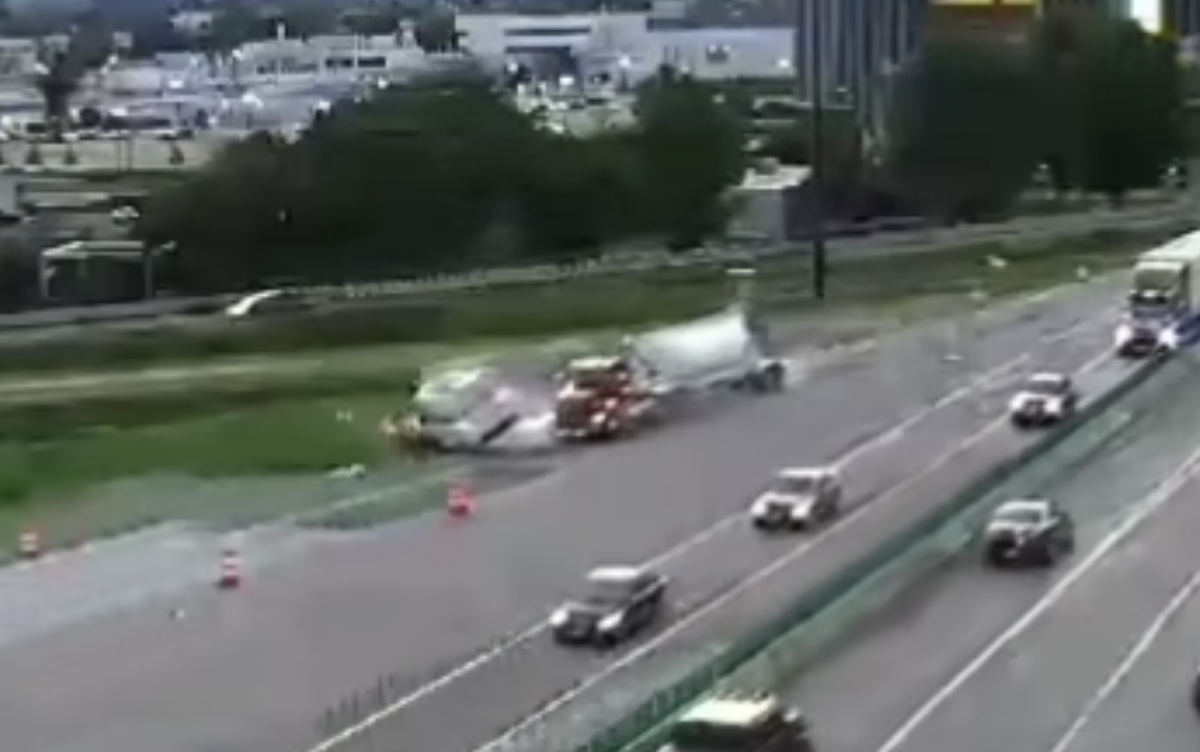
{"left": 455, "top": 12, "right": 793, "bottom": 83}
{"left": 229, "top": 33, "right": 461, "bottom": 83}
{"left": 0, "top": 38, "right": 39, "bottom": 81}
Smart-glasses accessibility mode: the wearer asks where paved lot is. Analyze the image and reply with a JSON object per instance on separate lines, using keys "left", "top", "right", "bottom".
{"left": 787, "top": 354, "right": 1200, "bottom": 752}
{"left": 0, "top": 280, "right": 1129, "bottom": 752}
{"left": 0, "top": 137, "right": 224, "bottom": 171}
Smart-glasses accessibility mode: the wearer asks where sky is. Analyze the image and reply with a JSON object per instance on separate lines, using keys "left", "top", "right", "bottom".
{"left": 1128, "top": 0, "right": 1161, "bottom": 32}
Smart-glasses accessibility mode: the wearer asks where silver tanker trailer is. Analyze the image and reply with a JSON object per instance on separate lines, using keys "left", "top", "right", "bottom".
{"left": 553, "top": 307, "right": 786, "bottom": 439}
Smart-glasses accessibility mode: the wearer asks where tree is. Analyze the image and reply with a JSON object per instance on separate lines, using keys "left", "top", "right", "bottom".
{"left": 882, "top": 38, "right": 1044, "bottom": 221}
{"left": 1031, "top": 9, "right": 1185, "bottom": 203}
{"left": 1075, "top": 19, "right": 1183, "bottom": 202}
{"left": 1028, "top": 7, "right": 1095, "bottom": 196}
{"left": 635, "top": 69, "right": 746, "bottom": 248}
{"left": 339, "top": 5, "right": 403, "bottom": 36}
{"left": 413, "top": 9, "right": 458, "bottom": 53}
{"left": 135, "top": 72, "right": 753, "bottom": 292}
{"left": 198, "top": 0, "right": 259, "bottom": 65}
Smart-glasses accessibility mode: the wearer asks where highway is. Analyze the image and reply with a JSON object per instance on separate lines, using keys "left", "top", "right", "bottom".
{"left": 0, "top": 280, "right": 1131, "bottom": 752}
{"left": 787, "top": 354, "right": 1200, "bottom": 752}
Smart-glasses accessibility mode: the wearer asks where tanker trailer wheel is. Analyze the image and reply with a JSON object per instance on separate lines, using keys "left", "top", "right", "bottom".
{"left": 751, "top": 362, "right": 786, "bottom": 394}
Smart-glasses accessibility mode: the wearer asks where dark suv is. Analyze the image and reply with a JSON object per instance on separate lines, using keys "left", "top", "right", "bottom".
{"left": 983, "top": 498, "right": 1075, "bottom": 568}
{"left": 662, "top": 694, "right": 815, "bottom": 752}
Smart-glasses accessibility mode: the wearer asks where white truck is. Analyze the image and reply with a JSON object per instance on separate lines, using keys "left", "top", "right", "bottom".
{"left": 1117, "top": 230, "right": 1200, "bottom": 357}
{"left": 398, "top": 365, "right": 523, "bottom": 451}
{"left": 625, "top": 307, "right": 786, "bottom": 396}
{"left": 553, "top": 306, "right": 786, "bottom": 440}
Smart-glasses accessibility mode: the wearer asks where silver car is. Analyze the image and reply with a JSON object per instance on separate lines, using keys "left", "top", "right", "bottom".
{"left": 750, "top": 467, "right": 842, "bottom": 531}
{"left": 406, "top": 366, "right": 520, "bottom": 451}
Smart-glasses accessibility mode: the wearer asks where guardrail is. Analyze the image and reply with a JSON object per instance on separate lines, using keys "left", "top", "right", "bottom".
{"left": 2, "top": 200, "right": 1190, "bottom": 332}
{"left": 300, "top": 203, "right": 1190, "bottom": 300}
{"left": 558, "top": 356, "right": 1172, "bottom": 752}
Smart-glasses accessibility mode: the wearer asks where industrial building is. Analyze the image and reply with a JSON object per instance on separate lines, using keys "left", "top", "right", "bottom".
{"left": 456, "top": 2, "right": 927, "bottom": 103}
{"left": 454, "top": 11, "right": 793, "bottom": 81}
{"left": 1162, "top": 0, "right": 1200, "bottom": 37}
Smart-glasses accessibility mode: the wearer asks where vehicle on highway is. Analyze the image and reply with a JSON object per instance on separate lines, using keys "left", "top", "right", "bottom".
{"left": 549, "top": 566, "right": 667, "bottom": 647}
{"left": 1008, "top": 372, "right": 1078, "bottom": 428}
{"left": 554, "top": 355, "right": 661, "bottom": 440}
{"left": 664, "top": 693, "right": 815, "bottom": 752}
{"left": 554, "top": 307, "right": 785, "bottom": 437}
{"left": 1191, "top": 668, "right": 1200, "bottom": 713}
{"left": 1121, "top": 229, "right": 1200, "bottom": 353}
{"left": 982, "top": 498, "right": 1075, "bottom": 568}
{"left": 749, "top": 467, "right": 842, "bottom": 532}
{"left": 1114, "top": 310, "right": 1178, "bottom": 358}
{"left": 224, "top": 289, "right": 311, "bottom": 318}
{"left": 402, "top": 366, "right": 521, "bottom": 451}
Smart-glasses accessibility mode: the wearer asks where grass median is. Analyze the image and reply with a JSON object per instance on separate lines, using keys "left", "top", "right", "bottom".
{"left": 0, "top": 227, "right": 1168, "bottom": 556}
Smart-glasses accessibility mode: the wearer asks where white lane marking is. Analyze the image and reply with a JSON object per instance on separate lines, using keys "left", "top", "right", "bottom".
{"left": 873, "top": 433, "right": 1200, "bottom": 752}
{"left": 470, "top": 416, "right": 1022, "bottom": 751}
{"left": 469, "top": 350, "right": 1114, "bottom": 752}
{"left": 1047, "top": 567, "right": 1200, "bottom": 752}
{"left": 303, "top": 318, "right": 1110, "bottom": 752}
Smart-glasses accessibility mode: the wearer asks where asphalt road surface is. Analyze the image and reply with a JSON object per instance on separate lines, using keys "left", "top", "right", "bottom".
{"left": 0, "top": 281, "right": 1131, "bottom": 752}
{"left": 787, "top": 354, "right": 1200, "bottom": 752}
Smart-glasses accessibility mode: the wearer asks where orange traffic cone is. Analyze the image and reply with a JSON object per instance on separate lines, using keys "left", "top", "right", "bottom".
{"left": 217, "top": 549, "right": 242, "bottom": 590}
{"left": 446, "top": 483, "right": 477, "bottom": 519}
{"left": 18, "top": 530, "right": 41, "bottom": 560}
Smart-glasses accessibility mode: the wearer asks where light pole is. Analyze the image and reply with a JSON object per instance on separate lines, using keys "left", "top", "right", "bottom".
{"left": 726, "top": 266, "right": 757, "bottom": 307}
{"left": 796, "top": 0, "right": 828, "bottom": 300}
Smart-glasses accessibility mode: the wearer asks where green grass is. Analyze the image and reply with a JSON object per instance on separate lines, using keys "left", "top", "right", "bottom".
{"left": 0, "top": 389, "right": 457, "bottom": 557}
{"left": 0, "top": 390, "right": 395, "bottom": 497}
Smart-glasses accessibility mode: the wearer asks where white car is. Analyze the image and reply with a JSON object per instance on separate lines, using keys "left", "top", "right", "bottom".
{"left": 224, "top": 289, "right": 310, "bottom": 318}
{"left": 750, "top": 467, "right": 842, "bottom": 531}
{"left": 1008, "top": 372, "right": 1078, "bottom": 428}
{"left": 405, "top": 366, "right": 521, "bottom": 451}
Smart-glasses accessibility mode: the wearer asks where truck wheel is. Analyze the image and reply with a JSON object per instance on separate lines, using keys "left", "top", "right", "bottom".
{"left": 764, "top": 362, "right": 785, "bottom": 392}
{"left": 748, "top": 363, "right": 784, "bottom": 394}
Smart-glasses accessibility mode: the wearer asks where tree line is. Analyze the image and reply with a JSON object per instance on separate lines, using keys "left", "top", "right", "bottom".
{"left": 130, "top": 7, "right": 1187, "bottom": 293}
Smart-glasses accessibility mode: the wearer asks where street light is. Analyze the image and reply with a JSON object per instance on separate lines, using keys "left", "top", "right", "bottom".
{"left": 726, "top": 266, "right": 757, "bottom": 306}
{"left": 795, "top": 0, "right": 828, "bottom": 300}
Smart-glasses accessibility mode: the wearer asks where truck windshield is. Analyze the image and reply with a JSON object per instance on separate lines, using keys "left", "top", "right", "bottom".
{"left": 776, "top": 475, "right": 818, "bottom": 495}
{"left": 1130, "top": 267, "right": 1181, "bottom": 314}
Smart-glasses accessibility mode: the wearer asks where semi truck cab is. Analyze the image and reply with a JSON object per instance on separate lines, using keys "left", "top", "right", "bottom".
{"left": 554, "top": 356, "right": 655, "bottom": 440}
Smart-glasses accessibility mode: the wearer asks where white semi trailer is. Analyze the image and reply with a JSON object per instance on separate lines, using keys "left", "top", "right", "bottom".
{"left": 1117, "top": 230, "right": 1200, "bottom": 357}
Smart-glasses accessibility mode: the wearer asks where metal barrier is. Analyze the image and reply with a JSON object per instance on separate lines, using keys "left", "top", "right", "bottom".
{"left": 4, "top": 201, "right": 1190, "bottom": 331}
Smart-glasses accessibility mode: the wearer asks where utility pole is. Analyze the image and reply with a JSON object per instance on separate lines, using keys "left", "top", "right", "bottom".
{"left": 798, "top": 0, "right": 829, "bottom": 299}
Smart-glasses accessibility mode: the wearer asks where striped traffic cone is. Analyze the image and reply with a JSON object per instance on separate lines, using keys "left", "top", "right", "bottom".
{"left": 217, "top": 549, "right": 242, "bottom": 590}
{"left": 18, "top": 529, "right": 41, "bottom": 560}
{"left": 446, "top": 483, "right": 477, "bottom": 519}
